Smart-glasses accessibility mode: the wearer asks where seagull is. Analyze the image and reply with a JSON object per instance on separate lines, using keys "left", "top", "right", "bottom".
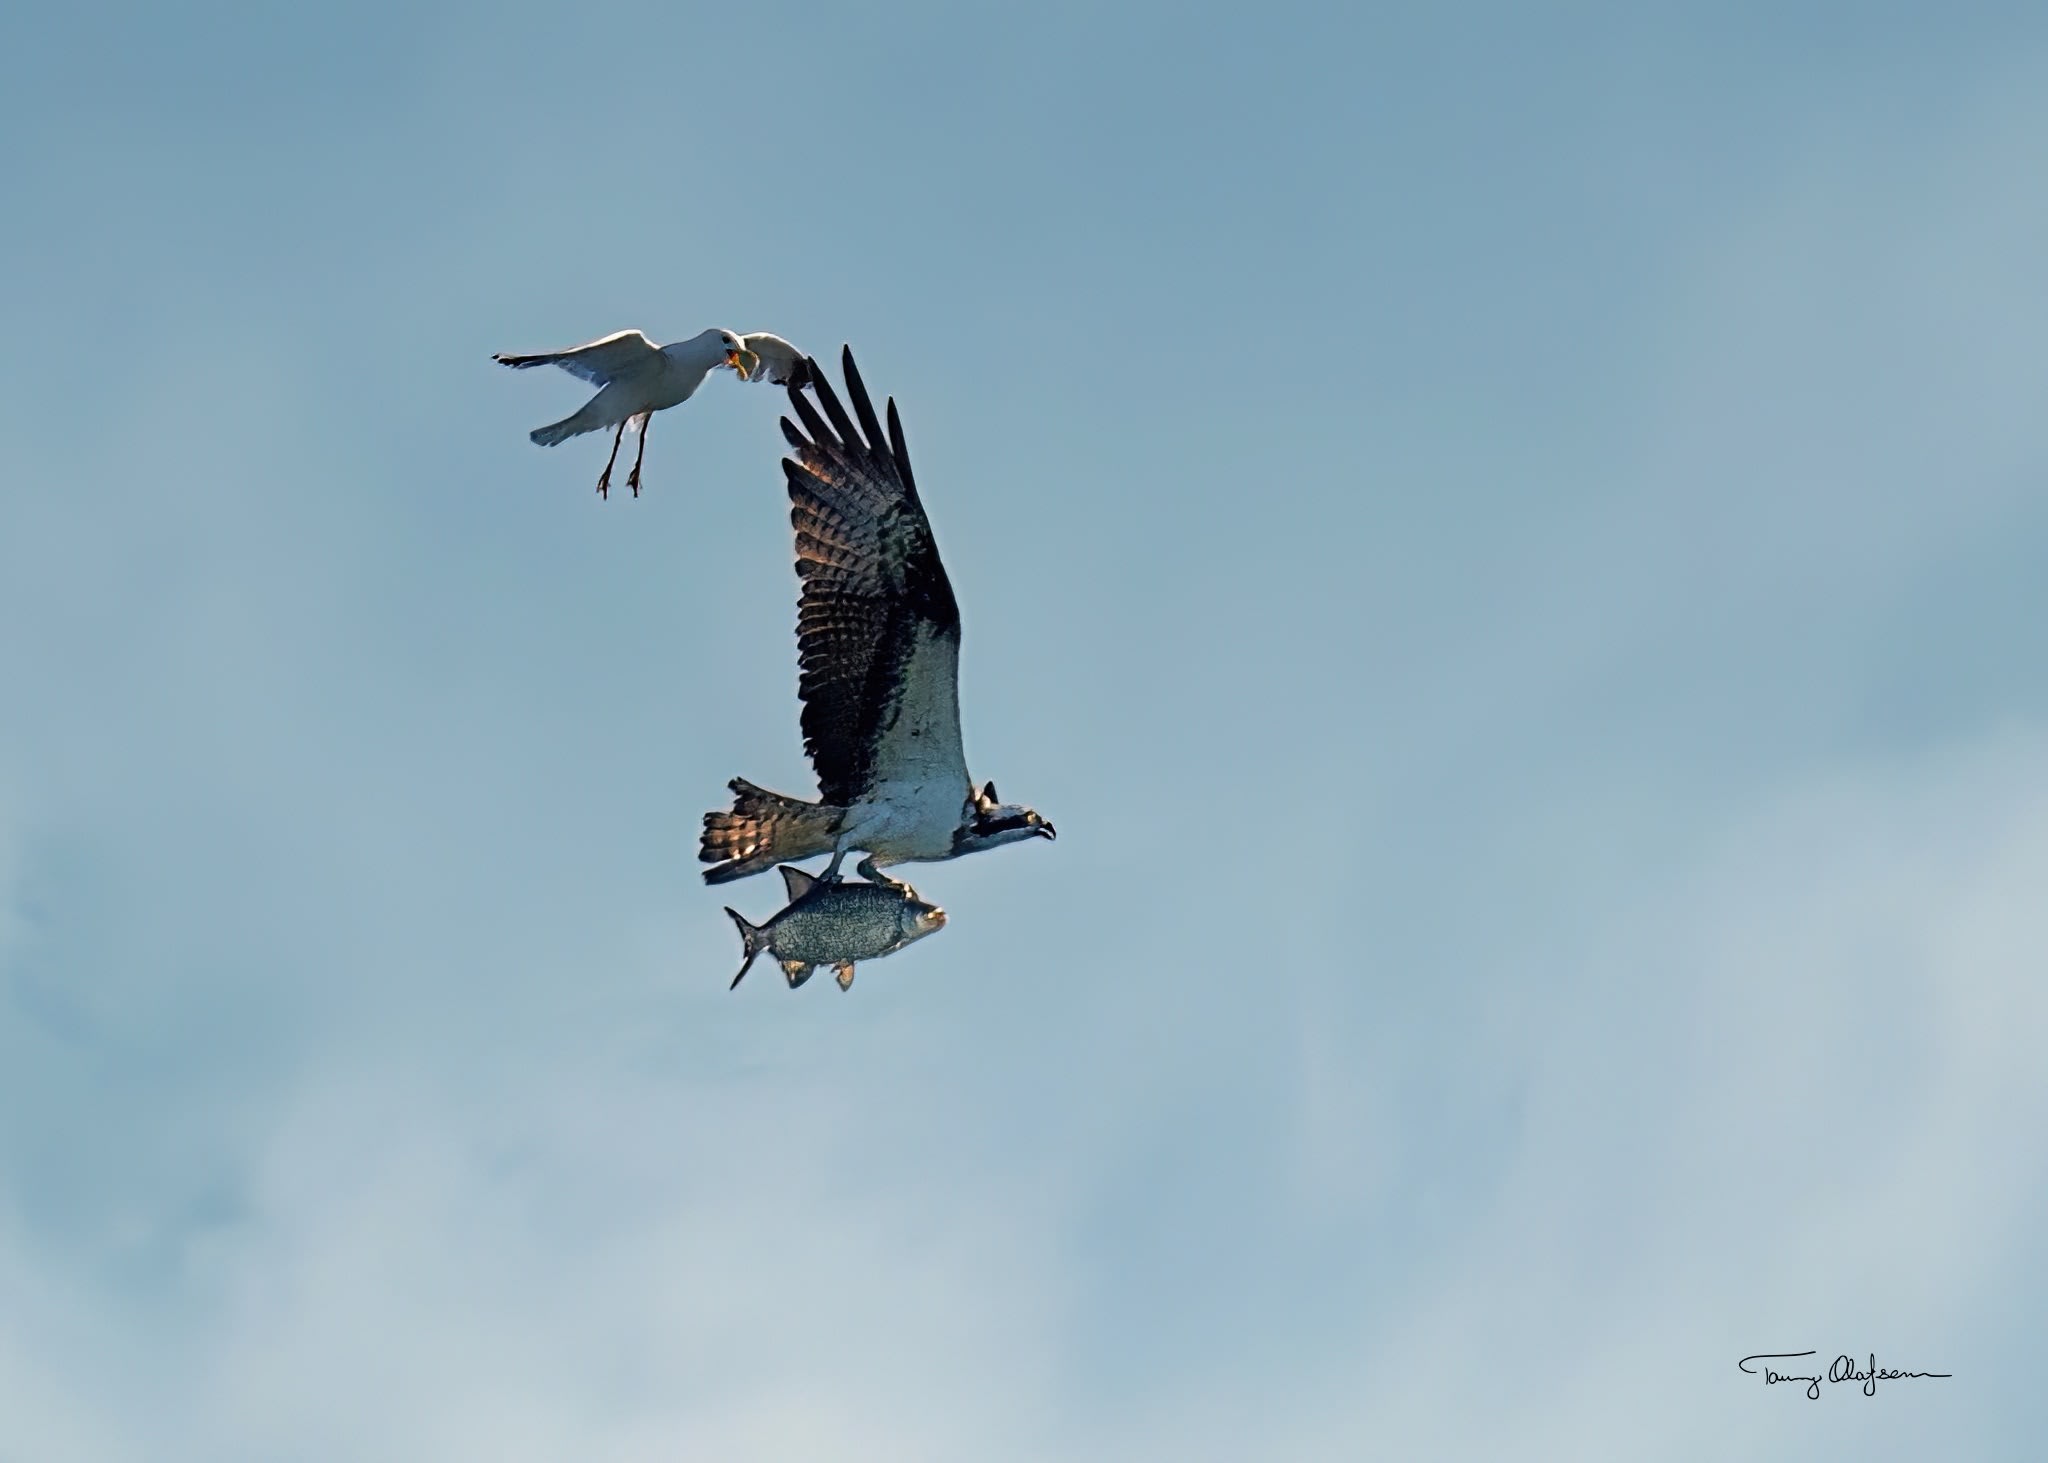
{"left": 494, "top": 327, "right": 799, "bottom": 499}
{"left": 700, "top": 346, "right": 1056, "bottom": 890}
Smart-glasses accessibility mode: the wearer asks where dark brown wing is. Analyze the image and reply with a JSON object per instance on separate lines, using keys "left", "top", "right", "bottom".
{"left": 781, "top": 347, "right": 965, "bottom": 808}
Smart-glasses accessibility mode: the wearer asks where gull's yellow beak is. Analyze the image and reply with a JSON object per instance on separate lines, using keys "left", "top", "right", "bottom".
{"left": 725, "top": 347, "right": 747, "bottom": 375}
{"left": 733, "top": 347, "right": 761, "bottom": 379}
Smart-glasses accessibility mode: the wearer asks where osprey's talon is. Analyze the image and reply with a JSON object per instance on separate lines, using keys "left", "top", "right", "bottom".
{"left": 855, "top": 857, "right": 913, "bottom": 897}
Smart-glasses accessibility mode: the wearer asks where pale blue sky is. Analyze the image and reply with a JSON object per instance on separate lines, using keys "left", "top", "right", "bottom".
{"left": 3, "top": 3, "right": 2046, "bottom": 1458}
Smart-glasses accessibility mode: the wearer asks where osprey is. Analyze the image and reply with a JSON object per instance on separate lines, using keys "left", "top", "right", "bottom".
{"left": 701, "top": 347, "right": 1056, "bottom": 888}
{"left": 494, "top": 327, "right": 810, "bottom": 499}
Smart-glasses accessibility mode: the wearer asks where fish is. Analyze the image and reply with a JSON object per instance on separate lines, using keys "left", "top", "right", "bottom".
{"left": 725, "top": 866, "right": 948, "bottom": 992}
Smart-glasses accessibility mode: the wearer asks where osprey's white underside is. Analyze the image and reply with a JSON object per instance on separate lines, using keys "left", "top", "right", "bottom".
{"left": 833, "top": 626, "right": 972, "bottom": 864}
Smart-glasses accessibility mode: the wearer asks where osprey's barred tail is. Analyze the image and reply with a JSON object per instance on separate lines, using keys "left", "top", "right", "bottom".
{"left": 700, "top": 778, "right": 840, "bottom": 884}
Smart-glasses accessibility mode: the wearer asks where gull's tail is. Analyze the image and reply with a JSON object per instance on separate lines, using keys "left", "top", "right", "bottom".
{"left": 529, "top": 415, "right": 594, "bottom": 447}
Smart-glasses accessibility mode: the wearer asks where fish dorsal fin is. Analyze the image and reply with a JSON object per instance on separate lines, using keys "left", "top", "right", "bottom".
{"left": 778, "top": 865, "right": 817, "bottom": 901}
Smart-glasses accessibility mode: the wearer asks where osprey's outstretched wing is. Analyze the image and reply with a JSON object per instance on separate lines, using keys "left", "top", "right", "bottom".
{"left": 780, "top": 347, "right": 967, "bottom": 809}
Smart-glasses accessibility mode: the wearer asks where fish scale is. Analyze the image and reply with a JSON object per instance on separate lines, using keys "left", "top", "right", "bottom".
{"left": 771, "top": 884, "right": 914, "bottom": 964}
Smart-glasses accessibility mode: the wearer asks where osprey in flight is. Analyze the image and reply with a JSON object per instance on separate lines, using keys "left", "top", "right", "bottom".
{"left": 495, "top": 328, "right": 810, "bottom": 499}
{"left": 701, "top": 347, "right": 1055, "bottom": 887}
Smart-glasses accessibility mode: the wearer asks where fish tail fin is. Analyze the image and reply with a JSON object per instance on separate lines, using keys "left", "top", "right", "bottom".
{"left": 701, "top": 779, "right": 840, "bottom": 884}
{"left": 725, "top": 907, "right": 767, "bottom": 989}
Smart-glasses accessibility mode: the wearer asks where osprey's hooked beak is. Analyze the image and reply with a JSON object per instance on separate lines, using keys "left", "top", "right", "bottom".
{"left": 1037, "top": 821, "right": 1057, "bottom": 841}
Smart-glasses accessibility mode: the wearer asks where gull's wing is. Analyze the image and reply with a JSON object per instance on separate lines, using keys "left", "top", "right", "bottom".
{"left": 737, "top": 333, "right": 814, "bottom": 387}
{"left": 780, "top": 347, "right": 967, "bottom": 808}
{"left": 493, "top": 329, "right": 663, "bottom": 386}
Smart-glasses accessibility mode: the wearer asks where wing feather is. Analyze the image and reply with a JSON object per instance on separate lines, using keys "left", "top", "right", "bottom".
{"left": 737, "top": 332, "right": 812, "bottom": 387}
{"left": 492, "top": 329, "right": 663, "bottom": 386}
{"left": 781, "top": 347, "right": 964, "bottom": 807}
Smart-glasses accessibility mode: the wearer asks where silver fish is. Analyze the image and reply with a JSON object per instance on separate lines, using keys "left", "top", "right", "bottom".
{"left": 726, "top": 866, "right": 947, "bottom": 992}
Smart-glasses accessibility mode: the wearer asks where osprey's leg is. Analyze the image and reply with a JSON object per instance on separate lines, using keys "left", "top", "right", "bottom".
{"left": 595, "top": 419, "right": 627, "bottom": 500}
{"left": 855, "top": 857, "right": 915, "bottom": 898}
{"left": 821, "top": 809, "right": 885, "bottom": 884}
{"left": 626, "top": 414, "right": 650, "bottom": 498}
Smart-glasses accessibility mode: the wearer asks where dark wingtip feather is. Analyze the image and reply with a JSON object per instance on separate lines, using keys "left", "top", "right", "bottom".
{"left": 809, "top": 349, "right": 861, "bottom": 447}
{"left": 783, "top": 463, "right": 820, "bottom": 517}
{"left": 788, "top": 386, "right": 831, "bottom": 446}
{"left": 887, "top": 398, "right": 917, "bottom": 498}
{"left": 784, "top": 358, "right": 823, "bottom": 413}
{"left": 842, "top": 349, "right": 886, "bottom": 456}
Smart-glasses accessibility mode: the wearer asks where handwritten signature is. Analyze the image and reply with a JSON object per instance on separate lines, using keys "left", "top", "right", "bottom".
{"left": 1739, "top": 1351, "right": 1951, "bottom": 1399}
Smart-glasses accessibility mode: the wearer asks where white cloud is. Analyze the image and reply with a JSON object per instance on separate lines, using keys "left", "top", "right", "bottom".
{"left": 10, "top": 731, "right": 2010, "bottom": 1463}
{"left": 1091, "top": 729, "right": 2048, "bottom": 1461}
{"left": 108, "top": 1056, "right": 1067, "bottom": 1461}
